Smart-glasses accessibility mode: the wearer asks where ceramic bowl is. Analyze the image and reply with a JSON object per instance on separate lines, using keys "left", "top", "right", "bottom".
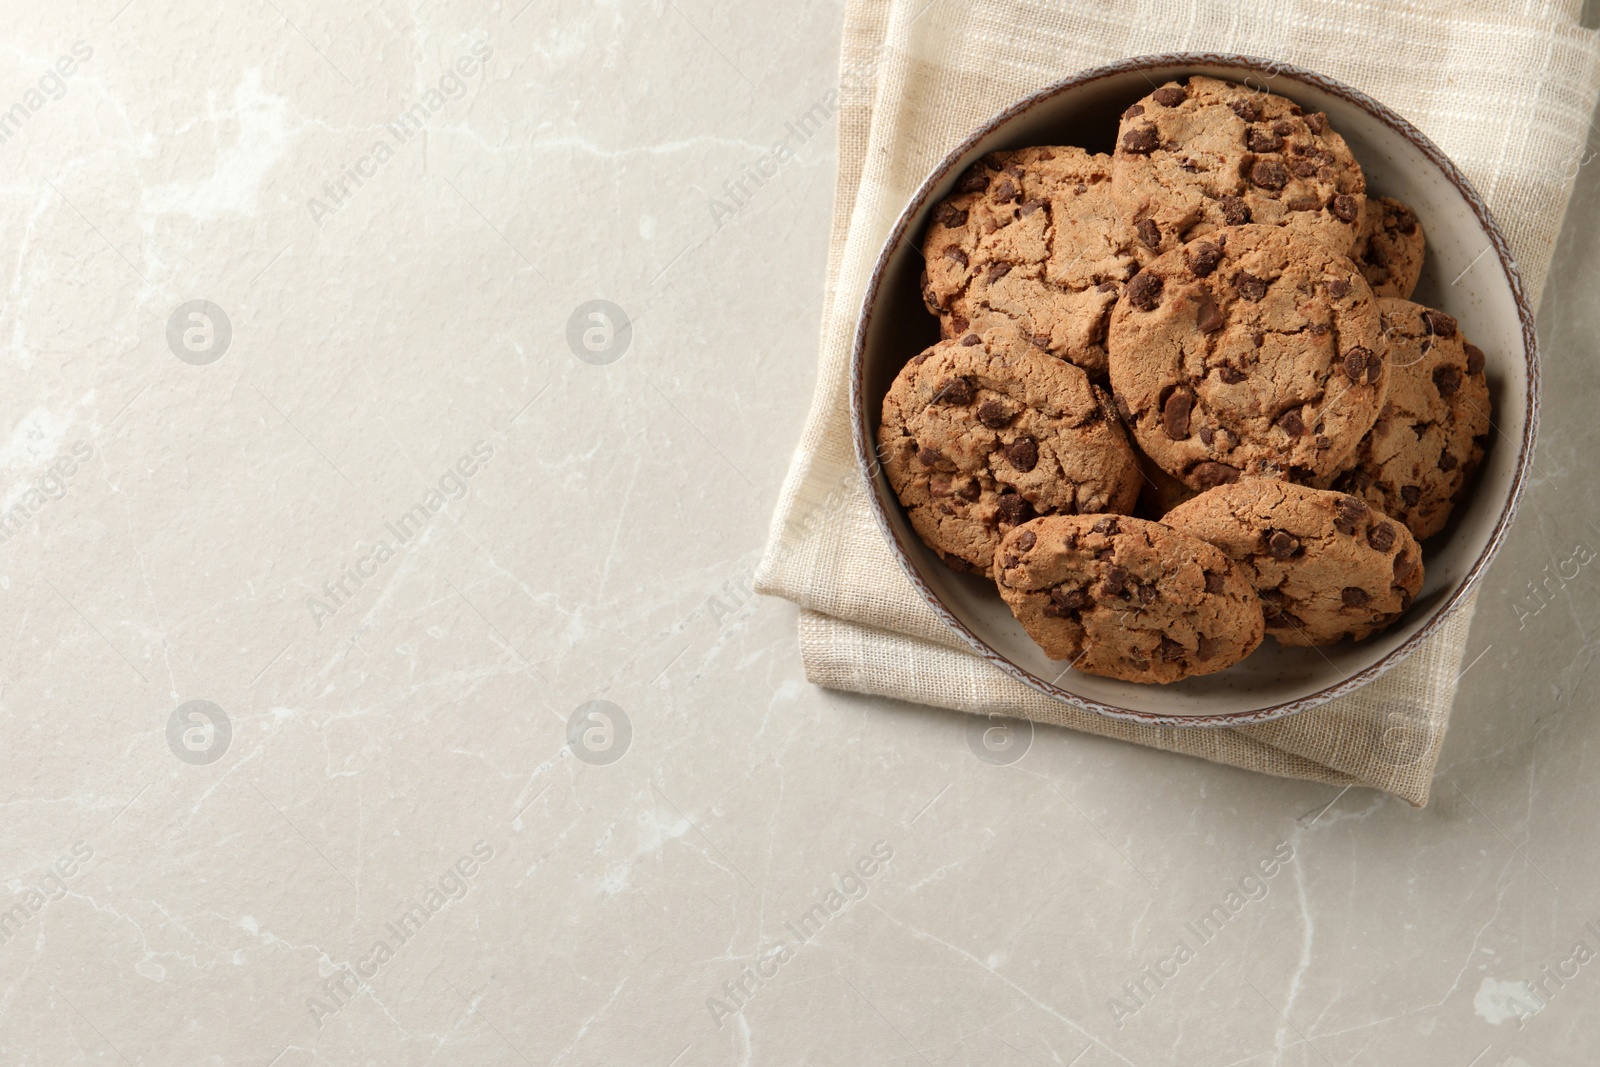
{"left": 851, "top": 53, "right": 1537, "bottom": 727}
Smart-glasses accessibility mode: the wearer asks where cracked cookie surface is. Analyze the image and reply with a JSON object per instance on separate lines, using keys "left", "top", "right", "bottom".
{"left": 1107, "top": 224, "right": 1387, "bottom": 490}
{"left": 994, "top": 514, "right": 1263, "bottom": 683}
{"left": 1112, "top": 76, "right": 1365, "bottom": 260}
{"left": 1351, "top": 196, "right": 1425, "bottom": 299}
{"left": 1163, "top": 479, "right": 1424, "bottom": 646}
{"left": 1317, "top": 298, "right": 1490, "bottom": 540}
{"left": 921, "top": 146, "right": 1141, "bottom": 378}
{"left": 879, "top": 327, "right": 1141, "bottom": 578}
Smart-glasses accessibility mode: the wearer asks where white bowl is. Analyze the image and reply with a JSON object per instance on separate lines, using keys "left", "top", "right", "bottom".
{"left": 851, "top": 54, "right": 1537, "bottom": 727}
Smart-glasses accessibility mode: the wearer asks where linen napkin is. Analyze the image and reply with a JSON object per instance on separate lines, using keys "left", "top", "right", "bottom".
{"left": 757, "top": 0, "right": 1600, "bottom": 805}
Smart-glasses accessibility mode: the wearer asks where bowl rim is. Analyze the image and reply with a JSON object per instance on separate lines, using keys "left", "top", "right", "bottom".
{"left": 849, "top": 52, "right": 1540, "bottom": 728}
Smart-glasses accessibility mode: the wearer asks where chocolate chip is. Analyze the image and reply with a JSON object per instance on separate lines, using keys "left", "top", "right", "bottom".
{"left": 1191, "top": 461, "right": 1241, "bottom": 488}
{"left": 1368, "top": 521, "right": 1396, "bottom": 552}
{"left": 943, "top": 245, "right": 968, "bottom": 267}
{"left": 1153, "top": 85, "right": 1188, "bottom": 107}
{"left": 1362, "top": 348, "right": 1384, "bottom": 383}
{"left": 1204, "top": 572, "right": 1225, "bottom": 593}
{"left": 1195, "top": 634, "right": 1220, "bottom": 660}
{"left": 996, "top": 491, "right": 1033, "bottom": 526}
{"left": 1020, "top": 199, "right": 1044, "bottom": 216}
{"left": 1246, "top": 127, "right": 1283, "bottom": 152}
{"left": 1045, "top": 585, "right": 1089, "bottom": 617}
{"left": 961, "top": 333, "right": 982, "bottom": 345}
{"left": 1234, "top": 272, "right": 1267, "bottom": 301}
{"left": 1005, "top": 436, "right": 1039, "bottom": 472}
{"left": 1328, "top": 278, "right": 1350, "bottom": 299}
{"left": 1263, "top": 609, "right": 1304, "bottom": 630}
{"left": 1400, "top": 484, "right": 1422, "bottom": 505}
{"left": 1198, "top": 425, "right": 1215, "bottom": 445}
{"left": 958, "top": 479, "right": 981, "bottom": 501}
{"left": 1422, "top": 309, "right": 1458, "bottom": 338}
{"left": 932, "top": 376, "right": 974, "bottom": 404}
{"left": 1100, "top": 566, "right": 1128, "bottom": 597}
{"left": 1286, "top": 196, "right": 1319, "bottom": 211}
{"left": 1291, "top": 161, "right": 1319, "bottom": 179}
{"left": 1277, "top": 409, "right": 1305, "bottom": 436}
{"left": 993, "top": 178, "right": 1018, "bottom": 203}
{"left": 1333, "top": 495, "right": 1367, "bottom": 534}
{"left": 1188, "top": 243, "right": 1222, "bottom": 277}
{"left": 1433, "top": 366, "right": 1462, "bottom": 397}
{"left": 1218, "top": 366, "right": 1246, "bottom": 384}
{"left": 986, "top": 262, "right": 1012, "bottom": 284}
{"left": 1273, "top": 120, "right": 1295, "bottom": 136}
{"left": 1159, "top": 637, "right": 1186, "bottom": 662}
{"left": 1191, "top": 295, "right": 1224, "bottom": 334}
{"left": 1162, "top": 385, "right": 1194, "bottom": 439}
{"left": 1122, "top": 103, "right": 1146, "bottom": 119}
{"left": 917, "top": 445, "right": 944, "bottom": 467}
{"left": 1439, "top": 452, "right": 1459, "bottom": 472}
{"left": 1092, "top": 517, "right": 1119, "bottom": 535}
{"left": 1331, "top": 194, "right": 1359, "bottom": 222}
{"left": 1136, "top": 217, "right": 1161, "bottom": 249}
{"left": 1343, "top": 347, "right": 1372, "bottom": 383}
{"left": 972, "top": 398, "right": 1011, "bottom": 428}
{"left": 1394, "top": 551, "right": 1416, "bottom": 581}
{"left": 1016, "top": 529, "right": 1036, "bottom": 551}
{"left": 1250, "top": 160, "right": 1289, "bottom": 189}
{"left": 1096, "top": 281, "right": 1119, "bottom": 293}
{"left": 956, "top": 168, "right": 989, "bottom": 194}
{"left": 911, "top": 351, "right": 931, "bottom": 366}
{"left": 1333, "top": 586, "right": 1369, "bottom": 609}
{"left": 1030, "top": 330, "right": 1052, "bottom": 349}
{"left": 934, "top": 202, "right": 968, "bottom": 227}
{"left": 1112, "top": 392, "right": 1133, "bottom": 422}
{"left": 1121, "top": 126, "right": 1159, "bottom": 154}
{"left": 1219, "top": 195, "right": 1251, "bottom": 225}
{"left": 1389, "top": 204, "right": 1418, "bottom": 234}
{"left": 1230, "top": 98, "right": 1260, "bottom": 122}
{"left": 1306, "top": 112, "right": 1327, "bottom": 133}
{"left": 1267, "top": 530, "right": 1299, "bottom": 559}
{"left": 1126, "top": 271, "right": 1164, "bottom": 311}
{"left": 1465, "top": 344, "right": 1487, "bottom": 375}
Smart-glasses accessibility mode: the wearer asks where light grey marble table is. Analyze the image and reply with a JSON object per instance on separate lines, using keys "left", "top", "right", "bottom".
{"left": 2, "top": 1, "right": 1598, "bottom": 1064}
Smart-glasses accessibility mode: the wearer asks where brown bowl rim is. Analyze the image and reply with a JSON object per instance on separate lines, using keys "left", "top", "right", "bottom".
{"left": 849, "top": 52, "right": 1540, "bottom": 729}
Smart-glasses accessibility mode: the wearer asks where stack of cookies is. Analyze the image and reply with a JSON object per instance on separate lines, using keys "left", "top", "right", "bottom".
{"left": 879, "top": 76, "right": 1491, "bottom": 685}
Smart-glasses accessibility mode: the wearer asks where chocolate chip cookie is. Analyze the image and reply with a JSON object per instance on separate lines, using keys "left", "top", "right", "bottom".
{"left": 1162, "top": 479, "right": 1424, "bottom": 646}
{"left": 994, "top": 514, "right": 1264, "bottom": 682}
{"left": 1318, "top": 299, "right": 1491, "bottom": 540}
{"left": 921, "top": 147, "right": 1142, "bottom": 377}
{"left": 1351, "top": 196, "right": 1425, "bottom": 299}
{"left": 879, "top": 328, "right": 1142, "bottom": 577}
{"left": 1112, "top": 76, "right": 1365, "bottom": 260}
{"left": 1107, "top": 224, "right": 1388, "bottom": 490}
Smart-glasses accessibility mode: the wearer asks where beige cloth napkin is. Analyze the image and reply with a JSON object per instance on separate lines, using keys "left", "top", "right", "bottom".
{"left": 757, "top": 0, "right": 1600, "bottom": 805}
